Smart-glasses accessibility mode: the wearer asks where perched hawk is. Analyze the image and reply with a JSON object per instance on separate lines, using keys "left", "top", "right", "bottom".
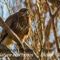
{"left": 0, "top": 8, "right": 30, "bottom": 45}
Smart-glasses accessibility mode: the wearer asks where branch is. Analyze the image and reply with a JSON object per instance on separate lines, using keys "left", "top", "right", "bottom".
{"left": 45, "top": 0, "right": 60, "bottom": 52}
{"left": 0, "top": 17, "right": 24, "bottom": 51}
{"left": 52, "top": 5, "right": 60, "bottom": 52}
{"left": 0, "top": 17, "right": 39, "bottom": 59}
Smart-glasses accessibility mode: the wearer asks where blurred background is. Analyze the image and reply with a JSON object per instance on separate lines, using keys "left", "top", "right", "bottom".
{"left": 0, "top": 0, "right": 60, "bottom": 60}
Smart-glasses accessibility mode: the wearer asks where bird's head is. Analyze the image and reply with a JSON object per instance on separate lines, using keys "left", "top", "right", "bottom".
{"left": 18, "top": 8, "right": 29, "bottom": 19}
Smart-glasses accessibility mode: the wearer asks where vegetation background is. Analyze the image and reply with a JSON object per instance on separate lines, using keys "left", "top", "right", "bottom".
{"left": 0, "top": 0, "right": 60, "bottom": 60}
